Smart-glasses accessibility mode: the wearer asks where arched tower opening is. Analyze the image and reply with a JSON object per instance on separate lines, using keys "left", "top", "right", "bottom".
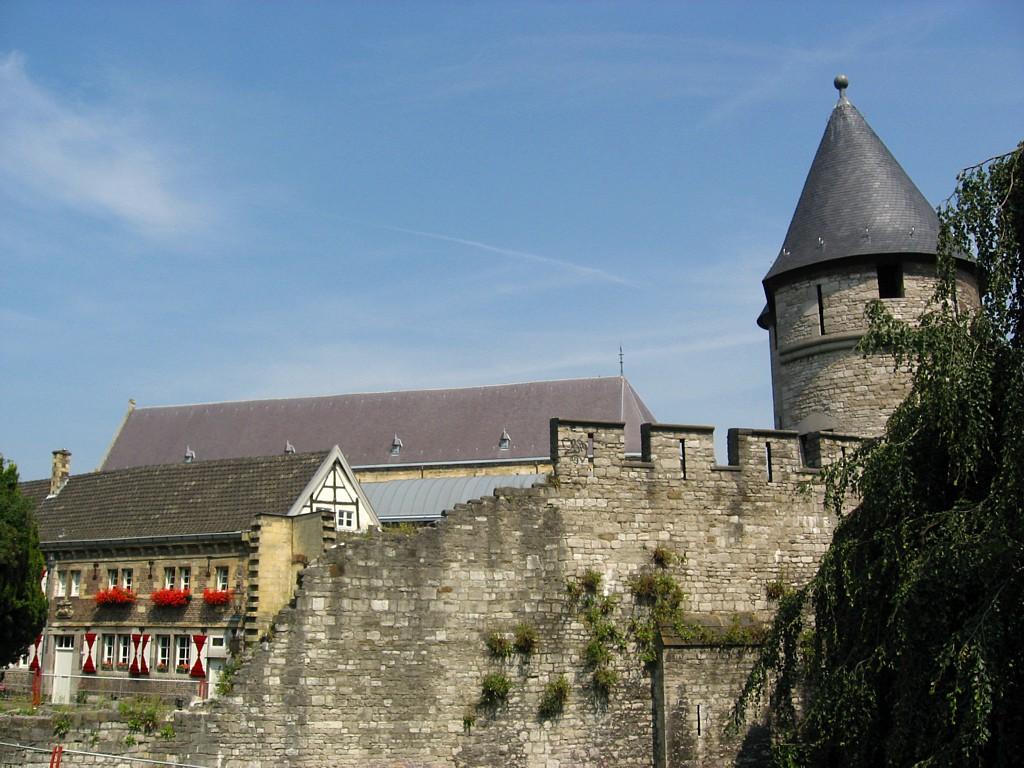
{"left": 757, "top": 76, "right": 979, "bottom": 437}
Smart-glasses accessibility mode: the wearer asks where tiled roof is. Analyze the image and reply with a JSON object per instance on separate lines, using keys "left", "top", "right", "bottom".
{"left": 763, "top": 89, "right": 942, "bottom": 287}
{"left": 18, "top": 479, "right": 51, "bottom": 510}
{"left": 35, "top": 451, "right": 328, "bottom": 545}
{"left": 100, "top": 377, "right": 655, "bottom": 471}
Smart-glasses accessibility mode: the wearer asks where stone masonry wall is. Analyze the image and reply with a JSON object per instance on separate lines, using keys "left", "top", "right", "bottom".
{"left": 15, "top": 420, "right": 855, "bottom": 768}
{"left": 0, "top": 709, "right": 170, "bottom": 768}
{"left": 660, "top": 646, "right": 768, "bottom": 768}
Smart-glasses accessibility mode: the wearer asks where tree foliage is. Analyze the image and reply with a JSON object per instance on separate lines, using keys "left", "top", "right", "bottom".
{"left": 740, "top": 142, "right": 1023, "bottom": 767}
{"left": 0, "top": 458, "right": 47, "bottom": 666}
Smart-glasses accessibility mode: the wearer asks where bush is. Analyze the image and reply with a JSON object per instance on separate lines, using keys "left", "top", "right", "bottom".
{"left": 512, "top": 623, "right": 538, "bottom": 655}
{"left": 538, "top": 675, "right": 570, "bottom": 719}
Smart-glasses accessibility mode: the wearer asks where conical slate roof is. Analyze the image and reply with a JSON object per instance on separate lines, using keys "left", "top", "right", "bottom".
{"left": 763, "top": 81, "right": 940, "bottom": 287}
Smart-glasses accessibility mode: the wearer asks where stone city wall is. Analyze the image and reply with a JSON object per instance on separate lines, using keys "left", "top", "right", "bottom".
{"left": 5, "top": 420, "right": 855, "bottom": 768}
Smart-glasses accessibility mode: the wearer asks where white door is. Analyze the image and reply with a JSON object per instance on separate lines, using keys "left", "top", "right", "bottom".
{"left": 51, "top": 635, "right": 75, "bottom": 704}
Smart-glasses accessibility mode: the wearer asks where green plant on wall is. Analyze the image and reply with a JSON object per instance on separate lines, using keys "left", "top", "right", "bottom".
{"left": 567, "top": 569, "right": 625, "bottom": 697}
{"left": 484, "top": 631, "right": 514, "bottom": 659}
{"left": 118, "top": 697, "right": 164, "bottom": 734}
{"left": 215, "top": 656, "right": 241, "bottom": 696}
{"left": 513, "top": 622, "right": 538, "bottom": 655}
{"left": 651, "top": 544, "right": 676, "bottom": 568}
{"left": 538, "top": 675, "right": 570, "bottom": 720}
{"left": 626, "top": 547, "right": 687, "bottom": 667}
{"left": 53, "top": 712, "right": 72, "bottom": 738}
{"left": 479, "top": 672, "right": 512, "bottom": 708}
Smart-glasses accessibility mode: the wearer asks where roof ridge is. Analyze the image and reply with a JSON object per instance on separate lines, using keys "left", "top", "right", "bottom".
{"left": 131, "top": 375, "right": 633, "bottom": 411}
{"left": 64, "top": 448, "right": 330, "bottom": 483}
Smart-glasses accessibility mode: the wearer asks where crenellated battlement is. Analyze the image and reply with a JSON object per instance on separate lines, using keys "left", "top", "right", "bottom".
{"left": 551, "top": 417, "right": 860, "bottom": 487}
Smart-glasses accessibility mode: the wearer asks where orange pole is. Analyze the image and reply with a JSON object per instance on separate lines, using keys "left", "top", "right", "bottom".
{"left": 48, "top": 744, "right": 63, "bottom": 767}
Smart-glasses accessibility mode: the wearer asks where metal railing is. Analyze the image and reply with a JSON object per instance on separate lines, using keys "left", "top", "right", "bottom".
{"left": 1, "top": 669, "right": 207, "bottom": 707}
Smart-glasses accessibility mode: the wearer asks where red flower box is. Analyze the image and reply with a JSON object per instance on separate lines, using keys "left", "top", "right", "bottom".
{"left": 151, "top": 588, "right": 191, "bottom": 608}
{"left": 94, "top": 586, "right": 137, "bottom": 606}
{"left": 202, "top": 588, "right": 233, "bottom": 606}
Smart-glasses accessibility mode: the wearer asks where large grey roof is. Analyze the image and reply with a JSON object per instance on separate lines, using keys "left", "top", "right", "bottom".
{"left": 35, "top": 451, "right": 328, "bottom": 545}
{"left": 363, "top": 474, "right": 545, "bottom": 522}
{"left": 100, "top": 377, "right": 655, "bottom": 471}
{"left": 763, "top": 90, "right": 940, "bottom": 287}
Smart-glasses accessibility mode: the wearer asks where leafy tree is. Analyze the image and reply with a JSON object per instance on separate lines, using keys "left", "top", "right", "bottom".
{"left": 737, "top": 143, "right": 1023, "bottom": 767}
{"left": 0, "top": 457, "right": 47, "bottom": 665}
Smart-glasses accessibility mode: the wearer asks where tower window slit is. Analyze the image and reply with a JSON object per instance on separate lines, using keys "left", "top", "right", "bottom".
{"left": 765, "top": 442, "right": 774, "bottom": 482}
{"left": 696, "top": 704, "right": 702, "bottom": 736}
{"left": 587, "top": 433, "right": 595, "bottom": 460}
{"left": 679, "top": 439, "right": 687, "bottom": 479}
{"left": 816, "top": 284, "right": 826, "bottom": 335}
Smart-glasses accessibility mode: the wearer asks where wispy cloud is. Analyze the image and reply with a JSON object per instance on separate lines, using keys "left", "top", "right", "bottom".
{"left": 376, "top": 224, "right": 633, "bottom": 286}
{"left": 0, "top": 52, "right": 204, "bottom": 237}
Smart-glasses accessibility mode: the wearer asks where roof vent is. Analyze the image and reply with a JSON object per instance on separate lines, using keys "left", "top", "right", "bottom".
{"left": 285, "top": 440, "right": 296, "bottom": 454}
{"left": 390, "top": 434, "right": 403, "bottom": 456}
{"left": 184, "top": 446, "right": 196, "bottom": 463}
{"left": 499, "top": 430, "right": 511, "bottom": 450}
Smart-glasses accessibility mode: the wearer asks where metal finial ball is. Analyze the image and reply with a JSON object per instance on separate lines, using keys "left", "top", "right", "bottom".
{"left": 834, "top": 74, "right": 849, "bottom": 91}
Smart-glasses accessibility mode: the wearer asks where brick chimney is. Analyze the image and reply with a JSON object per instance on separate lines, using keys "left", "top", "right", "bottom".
{"left": 50, "top": 449, "right": 71, "bottom": 497}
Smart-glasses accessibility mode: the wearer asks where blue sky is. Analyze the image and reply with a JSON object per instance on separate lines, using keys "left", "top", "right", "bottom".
{"left": 2, "top": 2, "right": 1022, "bottom": 481}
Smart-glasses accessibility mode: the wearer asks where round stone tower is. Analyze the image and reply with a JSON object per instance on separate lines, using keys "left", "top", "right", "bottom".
{"left": 758, "top": 76, "right": 979, "bottom": 437}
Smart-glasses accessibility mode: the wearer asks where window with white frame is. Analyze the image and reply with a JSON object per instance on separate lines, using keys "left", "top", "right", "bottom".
{"left": 107, "top": 569, "right": 119, "bottom": 588}
{"left": 157, "top": 636, "right": 170, "bottom": 668}
{"left": 215, "top": 566, "right": 229, "bottom": 591}
{"left": 335, "top": 507, "right": 356, "bottom": 529}
{"left": 121, "top": 568, "right": 133, "bottom": 590}
{"left": 164, "top": 567, "right": 176, "bottom": 589}
{"left": 179, "top": 567, "right": 191, "bottom": 591}
{"left": 118, "top": 635, "right": 130, "bottom": 666}
{"left": 175, "top": 636, "right": 190, "bottom": 670}
{"left": 69, "top": 570, "right": 81, "bottom": 597}
{"left": 55, "top": 570, "right": 67, "bottom": 597}
{"left": 102, "top": 635, "right": 115, "bottom": 665}
{"left": 55, "top": 635, "right": 75, "bottom": 650}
